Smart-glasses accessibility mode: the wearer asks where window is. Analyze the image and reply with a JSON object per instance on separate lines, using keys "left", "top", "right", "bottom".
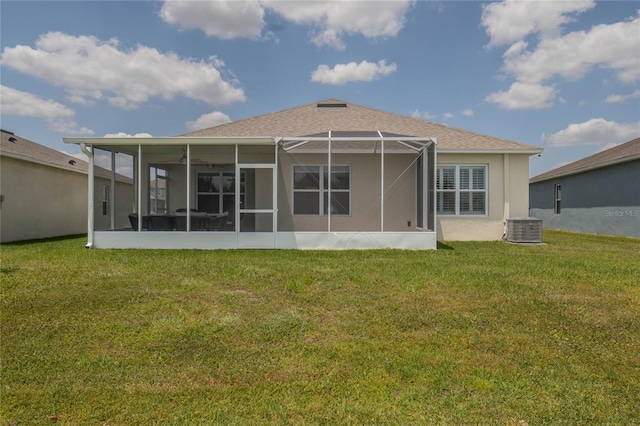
{"left": 150, "top": 167, "right": 167, "bottom": 215}
{"left": 437, "top": 165, "right": 487, "bottom": 215}
{"left": 293, "top": 165, "right": 350, "bottom": 215}
{"left": 102, "top": 185, "right": 109, "bottom": 216}
{"left": 197, "top": 171, "right": 244, "bottom": 214}
{"left": 554, "top": 184, "right": 561, "bottom": 214}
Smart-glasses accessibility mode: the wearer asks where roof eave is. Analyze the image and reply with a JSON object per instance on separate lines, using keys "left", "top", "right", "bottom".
{"left": 438, "top": 148, "right": 543, "bottom": 155}
{"left": 63, "top": 136, "right": 277, "bottom": 146}
{"left": 530, "top": 154, "right": 640, "bottom": 183}
{"left": 1, "top": 149, "right": 131, "bottom": 182}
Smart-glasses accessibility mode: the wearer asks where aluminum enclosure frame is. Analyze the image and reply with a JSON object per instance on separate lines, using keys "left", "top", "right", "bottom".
{"left": 64, "top": 133, "right": 437, "bottom": 249}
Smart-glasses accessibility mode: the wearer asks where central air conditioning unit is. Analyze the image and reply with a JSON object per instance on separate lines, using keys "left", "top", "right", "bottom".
{"left": 505, "top": 217, "right": 543, "bottom": 243}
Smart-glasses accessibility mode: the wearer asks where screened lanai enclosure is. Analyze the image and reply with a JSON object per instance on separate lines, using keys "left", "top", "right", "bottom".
{"left": 64, "top": 133, "right": 437, "bottom": 249}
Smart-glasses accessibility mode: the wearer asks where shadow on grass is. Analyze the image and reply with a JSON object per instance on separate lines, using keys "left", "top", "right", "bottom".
{"left": 437, "top": 241, "right": 454, "bottom": 250}
{"left": 0, "top": 234, "right": 85, "bottom": 246}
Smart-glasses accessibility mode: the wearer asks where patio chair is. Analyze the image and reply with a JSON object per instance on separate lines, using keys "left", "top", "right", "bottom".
{"left": 214, "top": 212, "right": 229, "bottom": 231}
{"left": 148, "top": 215, "right": 175, "bottom": 231}
{"left": 175, "top": 212, "right": 208, "bottom": 231}
{"left": 174, "top": 215, "right": 187, "bottom": 231}
{"left": 128, "top": 213, "right": 148, "bottom": 231}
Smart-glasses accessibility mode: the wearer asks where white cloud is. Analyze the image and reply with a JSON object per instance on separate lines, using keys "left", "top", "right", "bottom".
{"left": 185, "top": 111, "right": 231, "bottom": 131}
{"left": 103, "top": 132, "right": 153, "bottom": 138}
{"left": 0, "top": 85, "right": 94, "bottom": 135}
{"left": 1, "top": 32, "right": 245, "bottom": 110}
{"left": 461, "top": 109, "right": 474, "bottom": 116}
{"left": 49, "top": 119, "right": 94, "bottom": 135}
{"left": 265, "top": 0, "right": 413, "bottom": 50}
{"left": 501, "top": 16, "right": 640, "bottom": 85}
{"left": 605, "top": 89, "right": 640, "bottom": 103}
{"left": 443, "top": 112, "right": 454, "bottom": 121}
{"left": 481, "top": 0, "right": 595, "bottom": 47}
{"left": 160, "top": 0, "right": 414, "bottom": 50}
{"left": 410, "top": 110, "right": 435, "bottom": 120}
{"left": 542, "top": 118, "right": 640, "bottom": 147}
{"left": 482, "top": 3, "right": 639, "bottom": 111}
{"left": 485, "top": 82, "right": 557, "bottom": 110}
{"left": 1, "top": 84, "right": 74, "bottom": 119}
{"left": 160, "top": 0, "right": 265, "bottom": 39}
{"left": 311, "top": 59, "right": 397, "bottom": 85}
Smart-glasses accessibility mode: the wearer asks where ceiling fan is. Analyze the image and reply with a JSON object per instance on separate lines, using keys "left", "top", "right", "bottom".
{"left": 158, "top": 148, "right": 208, "bottom": 164}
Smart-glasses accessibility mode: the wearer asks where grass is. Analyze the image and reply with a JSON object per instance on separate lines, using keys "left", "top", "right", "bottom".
{"left": 1, "top": 230, "right": 639, "bottom": 425}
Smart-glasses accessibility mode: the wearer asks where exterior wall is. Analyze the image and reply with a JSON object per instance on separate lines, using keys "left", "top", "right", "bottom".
{"left": 530, "top": 160, "right": 640, "bottom": 238}
{"left": 507, "top": 155, "right": 531, "bottom": 218}
{"left": 0, "top": 156, "right": 133, "bottom": 242}
{"left": 277, "top": 152, "right": 419, "bottom": 232}
{"left": 0, "top": 157, "right": 87, "bottom": 242}
{"left": 436, "top": 153, "right": 532, "bottom": 241}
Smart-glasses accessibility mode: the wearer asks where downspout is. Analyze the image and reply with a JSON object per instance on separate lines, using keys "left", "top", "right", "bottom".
{"left": 274, "top": 140, "right": 279, "bottom": 247}
{"left": 235, "top": 144, "right": 239, "bottom": 248}
{"left": 110, "top": 151, "right": 116, "bottom": 230}
{"left": 80, "top": 143, "right": 94, "bottom": 248}
{"left": 138, "top": 145, "right": 142, "bottom": 232}
{"left": 327, "top": 131, "right": 332, "bottom": 233}
{"left": 502, "top": 154, "right": 510, "bottom": 240}
{"left": 378, "top": 131, "right": 385, "bottom": 232}
{"left": 432, "top": 140, "right": 438, "bottom": 234}
{"left": 187, "top": 144, "right": 191, "bottom": 232}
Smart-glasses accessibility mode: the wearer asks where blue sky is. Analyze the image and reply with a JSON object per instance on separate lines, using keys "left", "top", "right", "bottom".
{"left": 1, "top": 0, "right": 638, "bottom": 177}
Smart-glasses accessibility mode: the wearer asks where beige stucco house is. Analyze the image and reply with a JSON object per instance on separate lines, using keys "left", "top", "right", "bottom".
{"left": 63, "top": 99, "right": 542, "bottom": 249}
{"left": 0, "top": 129, "right": 133, "bottom": 243}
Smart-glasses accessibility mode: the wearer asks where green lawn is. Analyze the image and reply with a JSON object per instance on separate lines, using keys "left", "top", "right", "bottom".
{"left": 1, "top": 230, "right": 639, "bottom": 425}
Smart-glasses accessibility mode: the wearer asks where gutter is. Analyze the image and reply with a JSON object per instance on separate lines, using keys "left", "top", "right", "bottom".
{"left": 437, "top": 148, "right": 543, "bottom": 155}
{"left": 80, "top": 143, "right": 94, "bottom": 249}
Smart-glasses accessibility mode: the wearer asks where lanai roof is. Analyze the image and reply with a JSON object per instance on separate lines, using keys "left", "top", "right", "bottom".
{"left": 181, "top": 99, "right": 542, "bottom": 153}
{"left": 530, "top": 137, "right": 640, "bottom": 183}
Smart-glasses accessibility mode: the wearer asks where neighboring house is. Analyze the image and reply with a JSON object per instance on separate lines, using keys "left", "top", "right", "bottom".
{"left": 0, "top": 129, "right": 133, "bottom": 243}
{"left": 530, "top": 137, "right": 640, "bottom": 238}
{"left": 64, "top": 99, "right": 542, "bottom": 249}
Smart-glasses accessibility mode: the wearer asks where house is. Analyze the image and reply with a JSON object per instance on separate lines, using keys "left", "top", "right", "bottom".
{"left": 530, "top": 137, "right": 640, "bottom": 238}
{"left": 0, "top": 129, "right": 133, "bottom": 243}
{"left": 63, "top": 99, "right": 542, "bottom": 249}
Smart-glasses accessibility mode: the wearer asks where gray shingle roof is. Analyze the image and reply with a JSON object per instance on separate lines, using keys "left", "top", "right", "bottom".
{"left": 1, "top": 129, "right": 132, "bottom": 182}
{"left": 530, "top": 137, "right": 640, "bottom": 183}
{"left": 180, "top": 99, "right": 542, "bottom": 152}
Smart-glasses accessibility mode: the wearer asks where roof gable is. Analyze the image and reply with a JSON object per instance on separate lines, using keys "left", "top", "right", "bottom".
{"left": 530, "top": 137, "right": 640, "bottom": 183}
{"left": 180, "top": 99, "right": 541, "bottom": 152}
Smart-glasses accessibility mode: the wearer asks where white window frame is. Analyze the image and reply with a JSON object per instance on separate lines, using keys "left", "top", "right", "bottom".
{"left": 437, "top": 165, "right": 488, "bottom": 216}
{"left": 149, "top": 166, "right": 168, "bottom": 215}
{"left": 196, "top": 170, "right": 245, "bottom": 215}
{"left": 554, "top": 183, "right": 561, "bottom": 215}
{"left": 102, "top": 184, "right": 109, "bottom": 216}
{"left": 292, "top": 164, "right": 351, "bottom": 216}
